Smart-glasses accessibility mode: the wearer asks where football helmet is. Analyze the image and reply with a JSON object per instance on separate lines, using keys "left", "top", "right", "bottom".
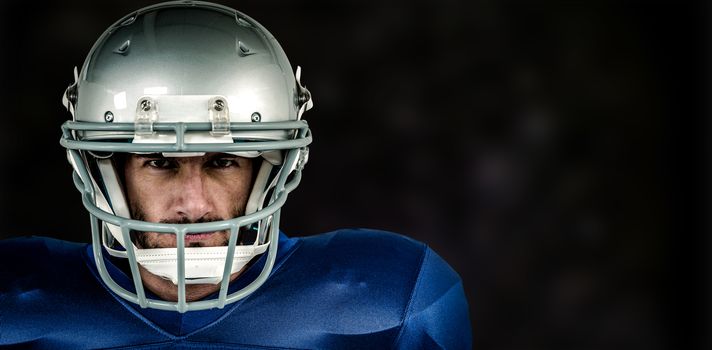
{"left": 60, "top": 1, "right": 313, "bottom": 312}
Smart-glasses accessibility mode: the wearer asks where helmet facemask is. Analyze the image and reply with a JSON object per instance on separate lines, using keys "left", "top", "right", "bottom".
{"left": 64, "top": 118, "right": 310, "bottom": 312}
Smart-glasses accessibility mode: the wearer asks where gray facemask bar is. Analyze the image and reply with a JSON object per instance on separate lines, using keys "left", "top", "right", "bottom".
{"left": 61, "top": 120, "right": 310, "bottom": 153}
{"left": 61, "top": 121, "right": 310, "bottom": 312}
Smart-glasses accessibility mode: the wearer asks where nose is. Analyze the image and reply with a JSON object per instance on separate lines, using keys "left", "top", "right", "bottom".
{"left": 173, "top": 167, "right": 212, "bottom": 222}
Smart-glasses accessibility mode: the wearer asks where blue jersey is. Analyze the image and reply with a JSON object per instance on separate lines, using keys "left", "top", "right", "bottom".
{"left": 0, "top": 229, "right": 472, "bottom": 349}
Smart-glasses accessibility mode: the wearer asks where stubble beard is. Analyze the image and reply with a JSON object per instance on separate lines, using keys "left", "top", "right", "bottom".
{"left": 129, "top": 200, "right": 243, "bottom": 249}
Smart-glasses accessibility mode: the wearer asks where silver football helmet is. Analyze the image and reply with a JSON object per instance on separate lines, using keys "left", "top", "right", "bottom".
{"left": 60, "top": 1, "right": 313, "bottom": 312}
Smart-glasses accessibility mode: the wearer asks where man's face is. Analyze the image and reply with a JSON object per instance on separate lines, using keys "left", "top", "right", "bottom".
{"left": 123, "top": 152, "right": 254, "bottom": 249}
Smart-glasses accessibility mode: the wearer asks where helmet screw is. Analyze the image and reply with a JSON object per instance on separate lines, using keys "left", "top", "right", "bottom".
{"left": 214, "top": 99, "right": 225, "bottom": 111}
{"left": 104, "top": 111, "right": 114, "bottom": 122}
{"left": 140, "top": 99, "right": 152, "bottom": 111}
{"left": 251, "top": 112, "right": 261, "bottom": 122}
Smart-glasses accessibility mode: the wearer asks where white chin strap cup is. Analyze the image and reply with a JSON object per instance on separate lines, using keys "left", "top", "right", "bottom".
{"left": 136, "top": 242, "right": 269, "bottom": 285}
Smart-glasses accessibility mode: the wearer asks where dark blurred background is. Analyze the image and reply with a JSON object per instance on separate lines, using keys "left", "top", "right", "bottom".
{"left": 0, "top": 0, "right": 707, "bottom": 348}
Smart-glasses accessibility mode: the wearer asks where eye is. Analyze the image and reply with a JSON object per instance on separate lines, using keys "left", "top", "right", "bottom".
{"left": 210, "top": 158, "right": 237, "bottom": 168}
{"left": 146, "top": 158, "right": 175, "bottom": 169}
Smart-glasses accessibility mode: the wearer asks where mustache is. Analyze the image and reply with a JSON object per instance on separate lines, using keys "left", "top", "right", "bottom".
{"left": 143, "top": 216, "right": 231, "bottom": 239}
{"left": 130, "top": 214, "right": 232, "bottom": 249}
{"left": 158, "top": 216, "right": 229, "bottom": 225}
{"left": 129, "top": 199, "right": 244, "bottom": 225}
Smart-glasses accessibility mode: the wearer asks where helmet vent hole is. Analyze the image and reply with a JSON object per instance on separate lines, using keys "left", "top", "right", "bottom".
{"left": 119, "top": 14, "right": 136, "bottom": 27}
{"left": 236, "top": 17, "right": 251, "bottom": 27}
{"left": 237, "top": 41, "right": 255, "bottom": 57}
{"left": 251, "top": 112, "right": 261, "bottom": 122}
{"left": 114, "top": 40, "right": 131, "bottom": 56}
{"left": 104, "top": 111, "right": 114, "bottom": 122}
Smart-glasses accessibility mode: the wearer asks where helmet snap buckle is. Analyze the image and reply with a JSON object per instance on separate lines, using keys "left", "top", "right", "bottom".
{"left": 135, "top": 97, "right": 158, "bottom": 135}
{"left": 209, "top": 97, "right": 230, "bottom": 136}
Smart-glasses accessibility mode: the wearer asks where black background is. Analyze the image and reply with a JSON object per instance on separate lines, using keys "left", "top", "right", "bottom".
{"left": 0, "top": 0, "right": 707, "bottom": 349}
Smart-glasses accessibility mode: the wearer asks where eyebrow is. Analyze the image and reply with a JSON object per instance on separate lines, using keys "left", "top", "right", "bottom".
{"left": 207, "top": 153, "right": 238, "bottom": 159}
{"left": 132, "top": 153, "right": 164, "bottom": 159}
